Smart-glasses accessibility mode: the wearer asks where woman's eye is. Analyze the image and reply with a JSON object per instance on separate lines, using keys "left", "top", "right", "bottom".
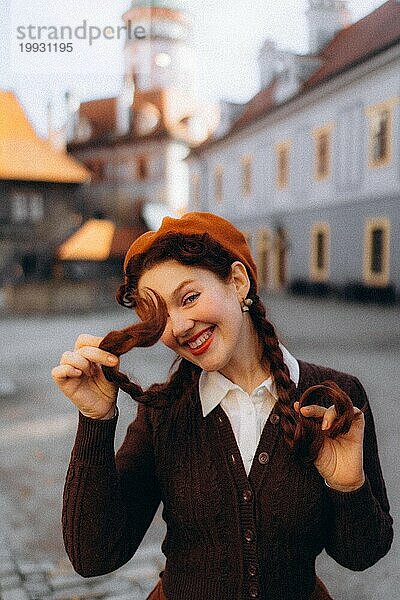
{"left": 183, "top": 293, "right": 199, "bottom": 306}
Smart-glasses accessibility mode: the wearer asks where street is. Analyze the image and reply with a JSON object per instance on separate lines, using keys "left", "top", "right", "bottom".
{"left": 0, "top": 293, "right": 399, "bottom": 599}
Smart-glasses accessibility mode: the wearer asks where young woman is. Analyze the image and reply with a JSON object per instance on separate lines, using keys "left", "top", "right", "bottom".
{"left": 52, "top": 212, "right": 393, "bottom": 600}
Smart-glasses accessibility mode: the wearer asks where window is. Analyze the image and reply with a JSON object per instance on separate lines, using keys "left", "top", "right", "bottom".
{"left": 257, "top": 229, "right": 270, "bottom": 290}
{"left": 214, "top": 165, "right": 223, "bottom": 203}
{"left": 241, "top": 154, "right": 252, "bottom": 197}
{"left": 11, "top": 193, "right": 29, "bottom": 222}
{"left": 191, "top": 174, "right": 201, "bottom": 209}
{"left": 310, "top": 223, "right": 330, "bottom": 281}
{"left": 11, "top": 192, "right": 44, "bottom": 223}
{"left": 276, "top": 142, "right": 291, "bottom": 189}
{"left": 275, "top": 227, "right": 288, "bottom": 288}
{"left": 372, "top": 110, "right": 389, "bottom": 164}
{"left": 371, "top": 229, "right": 384, "bottom": 273}
{"left": 316, "top": 132, "right": 329, "bottom": 179}
{"left": 21, "top": 254, "right": 38, "bottom": 278}
{"left": 136, "top": 155, "right": 149, "bottom": 180}
{"left": 365, "top": 99, "right": 398, "bottom": 168}
{"left": 30, "top": 194, "right": 44, "bottom": 221}
{"left": 313, "top": 124, "right": 334, "bottom": 181}
{"left": 363, "top": 218, "right": 390, "bottom": 286}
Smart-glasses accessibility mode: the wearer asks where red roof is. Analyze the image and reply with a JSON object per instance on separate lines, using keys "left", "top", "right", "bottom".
{"left": 304, "top": 0, "right": 400, "bottom": 89}
{"left": 72, "top": 90, "right": 174, "bottom": 147}
{"left": 79, "top": 97, "right": 118, "bottom": 140}
{"left": 232, "top": 79, "right": 278, "bottom": 130}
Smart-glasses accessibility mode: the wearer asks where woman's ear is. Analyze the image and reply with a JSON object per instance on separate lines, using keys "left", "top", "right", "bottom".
{"left": 230, "top": 261, "right": 251, "bottom": 300}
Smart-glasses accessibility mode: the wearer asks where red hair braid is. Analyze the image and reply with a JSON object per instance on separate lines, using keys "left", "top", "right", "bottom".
{"left": 250, "top": 294, "right": 364, "bottom": 459}
{"left": 250, "top": 295, "right": 298, "bottom": 450}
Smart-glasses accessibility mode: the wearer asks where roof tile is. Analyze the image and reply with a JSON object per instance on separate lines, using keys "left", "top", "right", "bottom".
{"left": 0, "top": 91, "right": 90, "bottom": 183}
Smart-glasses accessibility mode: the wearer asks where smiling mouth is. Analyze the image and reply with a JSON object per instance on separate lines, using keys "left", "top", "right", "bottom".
{"left": 186, "top": 326, "right": 216, "bottom": 355}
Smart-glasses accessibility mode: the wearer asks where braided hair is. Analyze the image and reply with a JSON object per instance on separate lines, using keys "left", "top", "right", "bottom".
{"left": 99, "top": 232, "right": 360, "bottom": 459}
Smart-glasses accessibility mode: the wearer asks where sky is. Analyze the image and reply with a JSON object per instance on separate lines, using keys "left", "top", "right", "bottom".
{"left": 0, "top": 0, "right": 387, "bottom": 136}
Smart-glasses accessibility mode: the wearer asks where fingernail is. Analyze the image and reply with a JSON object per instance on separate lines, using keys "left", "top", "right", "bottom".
{"left": 107, "top": 355, "right": 117, "bottom": 364}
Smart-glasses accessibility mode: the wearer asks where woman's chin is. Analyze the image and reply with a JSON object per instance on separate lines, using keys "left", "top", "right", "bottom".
{"left": 190, "top": 352, "right": 228, "bottom": 373}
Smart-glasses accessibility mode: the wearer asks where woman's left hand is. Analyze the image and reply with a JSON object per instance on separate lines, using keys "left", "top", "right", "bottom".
{"left": 294, "top": 402, "right": 366, "bottom": 492}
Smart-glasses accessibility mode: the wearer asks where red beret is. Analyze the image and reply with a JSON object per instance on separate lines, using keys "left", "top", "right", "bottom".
{"left": 124, "top": 211, "right": 258, "bottom": 289}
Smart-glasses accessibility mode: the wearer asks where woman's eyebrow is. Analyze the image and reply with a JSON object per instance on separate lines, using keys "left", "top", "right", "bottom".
{"left": 171, "top": 279, "right": 196, "bottom": 302}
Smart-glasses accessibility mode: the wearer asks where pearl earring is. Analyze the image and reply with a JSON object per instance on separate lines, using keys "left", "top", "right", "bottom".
{"left": 241, "top": 298, "right": 253, "bottom": 312}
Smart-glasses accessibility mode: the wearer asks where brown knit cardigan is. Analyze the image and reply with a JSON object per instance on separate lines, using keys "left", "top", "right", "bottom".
{"left": 62, "top": 360, "right": 393, "bottom": 600}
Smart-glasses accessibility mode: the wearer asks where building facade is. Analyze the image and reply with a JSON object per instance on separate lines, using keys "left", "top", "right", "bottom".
{"left": 0, "top": 91, "right": 90, "bottom": 284}
{"left": 67, "top": 0, "right": 218, "bottom": 225}
{"left": 188, "top": 0, "right": 400, "bottom": 298}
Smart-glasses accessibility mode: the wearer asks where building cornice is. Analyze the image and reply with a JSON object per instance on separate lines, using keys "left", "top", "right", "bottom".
{"left": 190, "top": 39, "right": 400, "bottom": 157}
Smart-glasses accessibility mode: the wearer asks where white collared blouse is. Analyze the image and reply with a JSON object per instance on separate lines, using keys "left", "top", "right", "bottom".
{"left": 199, "top": 344, "right": 299, "bottom": 475}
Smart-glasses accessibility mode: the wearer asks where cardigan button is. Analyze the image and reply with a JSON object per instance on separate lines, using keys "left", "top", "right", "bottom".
{"left": 270, "top": 413, "right": 280, "bottom": 425}
{"left": 244, "top": 528, "right": 255, "bottom": 543}
{"left": 248, "top": 563, "right": 258, "bottom": 577}
{"left": 249, "top": 583, "right": 260, "bottom": 598}
{"left": 242, "top": 489, "right": 253, "bottom": 502}
{"left": 258, "top": 452, "right": 269, "bottom": 465}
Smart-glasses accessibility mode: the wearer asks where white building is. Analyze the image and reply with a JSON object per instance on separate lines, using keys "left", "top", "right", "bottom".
{"left": 188, "top": 0, "right": 400, "bottom": 301}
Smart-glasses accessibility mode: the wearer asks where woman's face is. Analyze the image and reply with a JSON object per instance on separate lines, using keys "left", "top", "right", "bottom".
{"left": 137, "top": 259, "right": 250, "bottom": 373}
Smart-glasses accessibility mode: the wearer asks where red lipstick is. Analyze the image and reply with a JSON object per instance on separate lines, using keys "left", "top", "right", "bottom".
{"left": 186, "top": 327, "right": 212, "bottom": 344}
{"left": 187, "top": 328, "right": 216, "bottom": 356}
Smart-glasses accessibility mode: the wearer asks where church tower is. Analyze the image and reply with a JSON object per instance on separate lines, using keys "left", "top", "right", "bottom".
{"left": 306, "top": 0, "right": 350, "bottom": 54}
{"left": 121, "top": 0, "right": 199, "bottom": 136}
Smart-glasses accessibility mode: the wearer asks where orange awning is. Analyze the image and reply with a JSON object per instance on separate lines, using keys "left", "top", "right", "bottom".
{"left": 57, "top": 219, "right": 148, "bottom": 262}
{"left": 57, "top": 219, "right": 116, "bottom": 261}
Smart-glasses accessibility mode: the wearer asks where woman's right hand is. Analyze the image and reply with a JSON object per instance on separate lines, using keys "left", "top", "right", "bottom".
{"left": 51, "top": 333, "right": 120, "bottom": 420}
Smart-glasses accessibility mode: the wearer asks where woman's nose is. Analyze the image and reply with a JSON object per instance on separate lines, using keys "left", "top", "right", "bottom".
{"left": 170, "top": 311, "right": 194, "bottom": 341}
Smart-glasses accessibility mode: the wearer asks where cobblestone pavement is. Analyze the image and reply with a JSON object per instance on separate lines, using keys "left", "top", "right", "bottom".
{"left": 0, "top": 295, "right": 399, "bottom": 599}
{"left": 0, "top": 515, "right": 163, "bottom": 600}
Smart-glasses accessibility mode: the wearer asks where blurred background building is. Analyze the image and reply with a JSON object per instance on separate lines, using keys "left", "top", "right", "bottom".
{"left": 64, "top": 0, "right": 218, "bottom": 234}
{"left": 0, "top": 90, "right": 90, "bottom": 284}
{"left": 57, "top": 0, "right": 218, "bottom": 282}
{"left": 188, "top": 0, "right": 400, "bottom": 303}
{"left": 1, "top": 0, "right": 219, "bottom": 306}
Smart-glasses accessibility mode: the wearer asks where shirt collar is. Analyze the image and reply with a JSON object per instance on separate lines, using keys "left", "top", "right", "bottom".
{"left": 199, "top": 343, "right": 299, "bottom": 417}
